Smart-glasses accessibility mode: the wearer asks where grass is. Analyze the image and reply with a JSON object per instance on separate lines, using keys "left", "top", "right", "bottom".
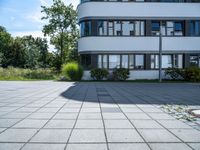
{"left": 0, "top": 67, "right": 57, "bottom": 81}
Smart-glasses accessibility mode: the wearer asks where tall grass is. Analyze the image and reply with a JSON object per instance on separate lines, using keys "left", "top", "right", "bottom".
{"left": 0, "top": 67, "right": 56, "bottom": 80}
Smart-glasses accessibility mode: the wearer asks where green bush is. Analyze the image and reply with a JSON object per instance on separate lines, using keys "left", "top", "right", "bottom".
{"left": 183, "top": 67, "right": 200, "bottom": 82}
{"left": 113, "top": 68, "right": 130, "bottom": 81}
{"left": 62, "top": 62, "right": 83, "bottom": 81}
{"left": 165, "top": 68, "right": 183, "bottom": 80}
{"left": 90, "top": 68, "right": 108, "bottom": 80}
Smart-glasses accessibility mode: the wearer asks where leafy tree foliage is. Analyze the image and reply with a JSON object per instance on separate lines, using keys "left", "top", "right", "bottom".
{"left": 0, "top": 26, "right": 52, "bottom": 69}
{"left": 41, "top": 0, "right": 79, "bottom": 70}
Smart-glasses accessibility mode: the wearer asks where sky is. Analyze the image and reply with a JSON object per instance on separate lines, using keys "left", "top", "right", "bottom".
{"left": 0, "top": 0, "right": 79, "bottom": 51}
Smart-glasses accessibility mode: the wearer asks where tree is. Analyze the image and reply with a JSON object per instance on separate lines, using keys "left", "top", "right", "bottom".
{"left": 41, "top": 0, "right": 78, "bottom": 70}
{"left": 0, "top": 26, "right": 13, "bottom": 67}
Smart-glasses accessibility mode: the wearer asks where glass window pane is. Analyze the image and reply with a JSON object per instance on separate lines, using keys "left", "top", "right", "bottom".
{"left": 174, "top": 22, "right": 183, "bottom": 36}
{"left": 102, "top": 55, "right": 108, "bottom": 69}
{"left": 98, "top": 55, "right": 102, "bottom": 68}
{"left": 114, "top": 21, "right": 122, "bottom": 36}
{"left": 122, "top": 55, "right": 128, "bottom": 68}
{"left": 135, "top": 21, "right": 140, "bottom": 36}
{"left": 151, "top": 55, "right": 155, "bottom": 69}
{"left": 122, "top": 21, "right": 134, "bottom": 36}
{"left": 109, "top": 55, "right": 120, "bottom": 69}
{"left": 167, "top": 21, "right": 174, "bottom": 36}
{"left": 152, "top": 21, "right": 160, "bottom": 36}
{"left": 97, "top": 21, "right": 107, "bottom": 36}
{"left": 190, "top": 55, "right": 198, "bottom": 67}
{"left": 135, "top": 55, "right": 144, "bottom": 69}
{"left": 129, "top": 55, "right": 134, "bottom": 69}
{"left": 162, "top": 55, "right": 172, "bottom": 68}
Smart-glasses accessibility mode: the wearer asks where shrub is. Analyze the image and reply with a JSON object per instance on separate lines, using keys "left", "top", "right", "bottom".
{"left": 183, "top": 67, "right": 200, "bottom": 82}
{"left": 62, "top": 62, "right": 83, "bottom": 81}
{"left": 113, "top": 68, "right": 130, "bottom": 81}
{"left": 165, "top": 68, "right": 183, "bottom": 80}
{"left": 90, "top": 68, "right": 108, "bottom": 80}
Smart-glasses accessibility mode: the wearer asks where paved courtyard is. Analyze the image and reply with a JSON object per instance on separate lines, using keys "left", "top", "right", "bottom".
{"left": 0, "top": 81, "right": 200, "bottom": 150}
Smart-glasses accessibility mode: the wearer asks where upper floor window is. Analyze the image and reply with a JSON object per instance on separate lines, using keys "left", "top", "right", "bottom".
{"left": 80, "top": 21, "right": 91, "bottom": 36}
{"left": 189, "top": 21, "right": 200, "bottom": 36}
{"left": 151, "top": 21, "right": 184, "bottom": 36}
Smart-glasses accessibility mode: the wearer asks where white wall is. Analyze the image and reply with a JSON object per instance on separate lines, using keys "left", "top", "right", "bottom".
{"left": 78, "top": 37, "right": 200, "bottom": 53}
{"left": 82, "top": 70, "right": 165, "bottom": 80}
{"left": 78, "top": 2, "right": 200, "bottom": 20}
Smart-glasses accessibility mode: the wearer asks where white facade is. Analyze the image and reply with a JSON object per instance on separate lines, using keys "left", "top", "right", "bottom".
{"left": 79, "top": 36, "right": 200, "bottom": 53}
{"left": 78, "top": 1, "right": 200, "bottom": 80}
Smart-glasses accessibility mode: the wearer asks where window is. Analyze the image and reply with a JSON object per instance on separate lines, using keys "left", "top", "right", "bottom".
{"left": 129, "top": 55, "right": 134, "bottom": 69}
{"left": 97, "top": 21, "right": 107, "bottom": 36}
{"left": 151, "top": 21, "right": 160, "bottom": 36}
{"left": 135, "top": 55, "right": 144, "bottom": 69}
{"left": 121, "top": 55, "right": 128, "bottom": 68}
{"left": 108, "top": 21, "right": 114, "bottom": 36}
{"left": 174, "top": 22, "right": 183, "bottom": 36}
{"left": 81, "top": 55, "right": 91, "bottom": 69}
{"left": 80, "top": 21, "right": 91, "bottom": 37}
{"left": 109, "top": 55, "right": 120, "bottom": 69}
{"left": 98, "top": 55, "right": 102, "bottom": 68}
{"left": 114, "top": 21, "right": 122, "bottom": 36}
{"left": 190, "top": 55, "right": 199, "bottom": 67}
{"left": 189, "top": 21, "right": 200, "bottom": 36}
{"left": 122, "top": 21, "right": 134, "bottom": 36}
{"left": 102, "top": 55, "right": 108, "bottom": 69}
{"left": 151, "top": 54, "right": 183, "bottom": 69}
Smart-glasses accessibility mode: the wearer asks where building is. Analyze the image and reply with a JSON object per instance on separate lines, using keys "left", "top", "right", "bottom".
{"left": 77, "top": 0, "right": 200, "bottom": 80}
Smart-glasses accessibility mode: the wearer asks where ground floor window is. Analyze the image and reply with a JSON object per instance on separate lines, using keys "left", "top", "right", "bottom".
{"left": 151, "top": 54, "right": 183, "bottom": 69}
{"left": 190, "top": 54, "right": 200, "bottom": 67}
{"left": 98, "top": 54, "right": 144, "bottom": 70}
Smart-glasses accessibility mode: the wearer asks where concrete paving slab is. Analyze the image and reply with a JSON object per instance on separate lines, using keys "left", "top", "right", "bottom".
{"left": 30, "top": 129, "right": 71, "bottom": 143}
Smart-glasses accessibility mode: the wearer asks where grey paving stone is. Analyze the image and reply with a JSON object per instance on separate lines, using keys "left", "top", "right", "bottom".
{"left": 140, "top": 107, "right": 163, "bottom": 113}
{"left": 69, "top": 129, "right": 106, "bottom": 143}
{"left": 0, "top": 129, "right": 37, "bottom": 142}
{"left": 53, "top": 113, "right": 78, "bottom": 120}
{"left": 104, "top": 120, "right": 133, "bottom": 129}
{"left": 109, "top": 143, "right": 150, "bottom": 150}
{"left": 170, "top": 129, "right": 200, "bottom": 142}
{"left": 106, "top": 129, "right": 144, "bottom": 142}
{"left": 131, "top": 120, "right": 163, "bottom": 129}
{"left": 126, "top": 113, "right": 151, "bottom": 120}
{"left": 59, "top": 108, "right": 80, "bottom": 113}
{"left": 0, "top": 119, "right": 20, "bottom": 127}
{"left": 81, "top": 108, "right": 101, "bottom": 113}
{"left": 101, "top": 107, "right": 121, "bottom": 113}
{"left": 31, "top": 129, "right": 71, "bottom": 143}
{"left": 16, "top": 107, "right": 38, "bottom": 113}
{"left": 66, "top": 144, "right": 107, "bottom": 150}
{"left": 28, "top": 113, "right": 55, "bottom": 119}
{"left": 75, "top": 120, "right": 103, "bottom": 129}
{"left": 0, "top": 128, "right": 6, "bottom": 133}
{"left": 36, "top": 107, "right": 60, "bottom": 113}
{"left": 13, "top": 119, "right": 48, "bottom": 128}
{"left": 148, "top": 113, "right": 175, "bottom": 120}
{"left": 21, "top": 143, "right": 65, "bottom": 150}
{"left": 120, "top": 107, "right": 143, "bottom": 113}
{"left": 44, "top": 120, "right": 75, "bottom": 129}
{"left": 78, "top": 113, "right": 102, "bottom": 120}
{"left": 139, "top": 129, "right": 180, "bottom": 142}
{"left": 1, "top": 112, "right": 31, "bottom": 119}
{"left": 103, "top": 113, "right": 126, "bottom": 119}
{"left": 157, "top": 120, "right": 193, "bottom": 129}
{"left": 188, "top": 143, "right": 200, "bottom": 150}
{"left": 0, "top": 143, "right": 23, "bottom": 150}
{"left": 149, "top": 143, "right": 192, "bottom": 150}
